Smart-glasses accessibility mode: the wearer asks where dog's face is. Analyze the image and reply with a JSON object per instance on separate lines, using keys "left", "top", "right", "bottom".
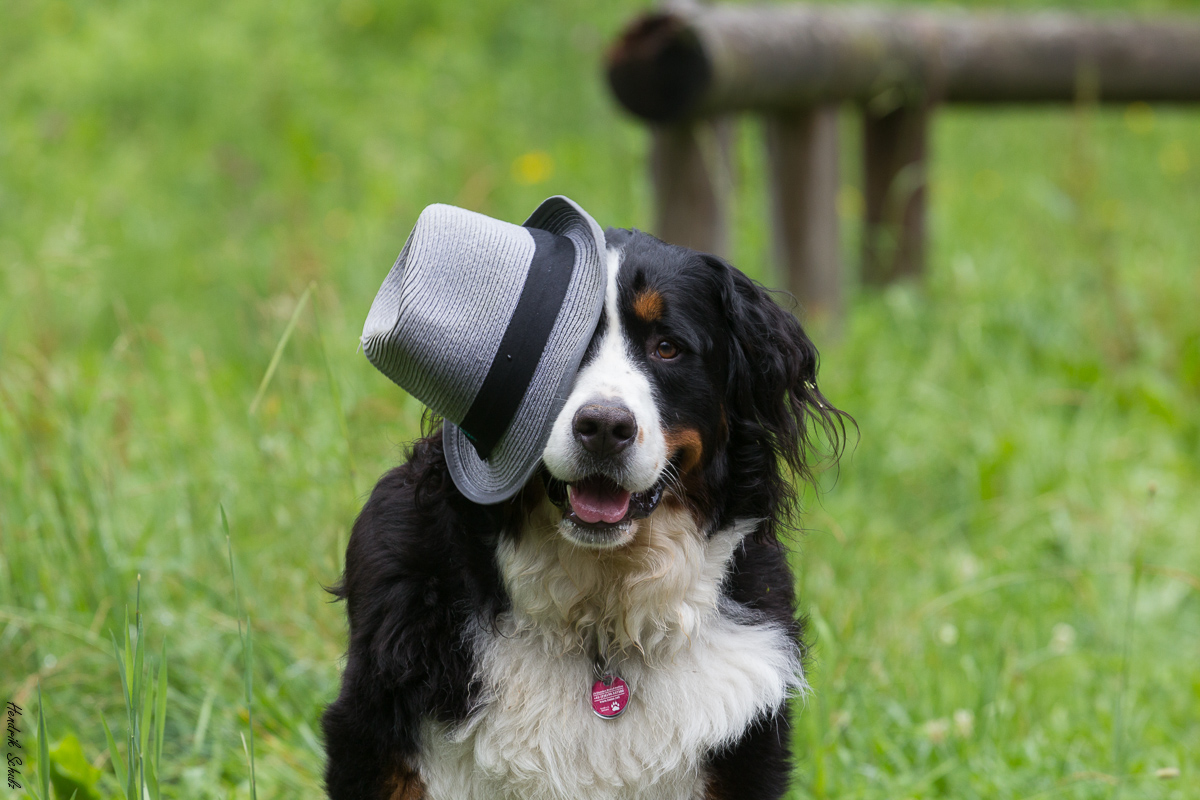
{"left": 542, "top": 230, "right": 729, "bottom": 547}
{"left": 541, "top": 229, "right": 841, "bottom": 549}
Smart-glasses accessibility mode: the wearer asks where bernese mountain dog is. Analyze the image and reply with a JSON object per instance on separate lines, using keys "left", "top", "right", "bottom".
{"left": 322, "top": 228, "right": 846, "bottom": 800}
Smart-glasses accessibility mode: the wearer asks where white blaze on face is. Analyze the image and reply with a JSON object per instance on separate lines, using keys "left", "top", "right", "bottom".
{"left": 543, "top": 246, "right": 667, "bottom": 492}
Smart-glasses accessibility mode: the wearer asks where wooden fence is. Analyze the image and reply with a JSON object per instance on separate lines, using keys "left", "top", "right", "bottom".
{"left": 605, "top": 4, "right": 1200, "bottom": 321}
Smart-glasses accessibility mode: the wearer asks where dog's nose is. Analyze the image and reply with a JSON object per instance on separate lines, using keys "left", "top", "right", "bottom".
{"left": 572, "top": 403, "right": 637, "bottom": 457}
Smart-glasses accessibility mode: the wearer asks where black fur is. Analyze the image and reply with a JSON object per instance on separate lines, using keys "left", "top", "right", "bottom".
{"left": 711, "top": 249, "right": 846, "bottom": 540}
{"left": 322, "top": 230, "right": 847, "bottom": 800}
{"left": 322, "top": 435, "right": 509, "bottom": 798}
{"left": 606, "top": 228, "right": 847, "bottom": 540}
{"left": 706, "top": 535, "right": 805, "bottom": 799}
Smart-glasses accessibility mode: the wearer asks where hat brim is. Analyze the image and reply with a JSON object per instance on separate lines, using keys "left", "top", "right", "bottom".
{"left": 442, "top": 196, "right": 607, "bottom": 504}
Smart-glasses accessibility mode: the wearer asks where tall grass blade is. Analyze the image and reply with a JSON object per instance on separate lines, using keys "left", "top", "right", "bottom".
{"left": 35, "top": 684, "right": 51, "bottom": 800}
{"left": 109, "top": 618, "right": 137, "bottom": 800}
{"left": 111, "top": 632, "right": 131, "bottom": 729}
{"left": 222, "top": 504, "right": 258, "bottom": 800}
{"left": 100, "top": 715, "right": 129, "bottom": 799}
{"left": 249, "top": 283, "right": 314, "bottom": 415}
{"left": 138, "top": 668, "right": 153, "bottom": 785}
{"left": 189, "top": 641, "right": 239, "bottom": 756}
{"left": 126, "top": 732, "right": 135, "bottom": 800}
{"left": 100, "top": 578, "right": 167, "bottom": 800}
{"left": 155, "top": 641, "right": 168, "bottom": 766}
{"left": 243, "top": 615, "right": 257, "bottom": 800}
{"left": 131, "top": 578, "right": 142, "bottom": 743}
{"left": 145, "top": 749, "right": 160, "bottom": 800}
{"left": 132, "top": 582, "right": 145, "bottom": 783}
{"left": 310, "top": 284, "right": 358, "bottom": 495}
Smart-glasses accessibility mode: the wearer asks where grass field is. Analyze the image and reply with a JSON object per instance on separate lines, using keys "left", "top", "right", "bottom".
{"left": 2, "top": 0, "right": 1199, "bottom": 797}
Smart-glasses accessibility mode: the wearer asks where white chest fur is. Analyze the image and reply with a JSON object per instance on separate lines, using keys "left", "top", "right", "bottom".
{"left": 416, "top": 511, "right": 804, "bottom": 800}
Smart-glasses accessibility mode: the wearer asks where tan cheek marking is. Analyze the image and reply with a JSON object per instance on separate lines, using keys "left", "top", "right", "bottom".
{"left": 389, "top": 772, "right": 425, "bottom": 800}
{"left": 664, "top": 427, "right": 703, "bottom": 474}
{"left": 632, "top": 289, "right": 665, "bottom": 322}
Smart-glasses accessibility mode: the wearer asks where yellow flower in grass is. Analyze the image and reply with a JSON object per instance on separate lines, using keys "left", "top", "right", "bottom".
{"left": 513, "top": 151, "right": 555, "bottom": 185}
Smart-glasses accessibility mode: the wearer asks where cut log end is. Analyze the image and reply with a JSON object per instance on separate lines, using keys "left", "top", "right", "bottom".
{"left": 606, "top": 12, "right": 712, "bottom": 123}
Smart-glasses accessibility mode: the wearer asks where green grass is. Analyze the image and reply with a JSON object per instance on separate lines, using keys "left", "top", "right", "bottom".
{"left": 2, "top": 0, "right": 1198, "bottom": 797}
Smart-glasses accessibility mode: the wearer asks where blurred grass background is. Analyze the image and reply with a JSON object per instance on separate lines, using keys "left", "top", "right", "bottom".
{"left": 2, "top": 0, "right": 1198, "bottom": 797}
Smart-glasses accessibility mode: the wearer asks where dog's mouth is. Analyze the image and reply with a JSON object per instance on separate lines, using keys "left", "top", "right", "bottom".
{"left": 544, "top": 474, "right": 664, "bottom": 546}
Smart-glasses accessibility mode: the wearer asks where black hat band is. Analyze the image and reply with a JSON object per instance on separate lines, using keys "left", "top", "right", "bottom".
{"left": 458, "top": 228, "right": 578, "bottom": 459}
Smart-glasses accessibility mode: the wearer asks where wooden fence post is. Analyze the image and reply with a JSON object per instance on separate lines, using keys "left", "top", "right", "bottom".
{"left": 862, "top": 104, "right": 930, "bottom": 284}
{"left": 764, "top": 105, "right": 841, "bottom": 322}
{"left": 650, "top": 119, "right": 734, "bottom": 257}
{"left": 610, "top": 3, "right": 1200, "bottom": 301}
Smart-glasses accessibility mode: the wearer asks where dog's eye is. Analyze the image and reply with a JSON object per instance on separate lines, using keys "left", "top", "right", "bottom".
{"left": 654, "top": 340, "right": 680, "bottom": 360}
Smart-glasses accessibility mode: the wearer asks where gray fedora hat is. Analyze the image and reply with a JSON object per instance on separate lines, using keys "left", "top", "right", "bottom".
{"left": 361, "top": 196, "right": 607, "bottom": 504}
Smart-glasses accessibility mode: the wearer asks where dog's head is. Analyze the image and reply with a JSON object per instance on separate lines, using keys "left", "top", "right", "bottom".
{"left": 540, "top": 229, "right": 846, "bottom": 549}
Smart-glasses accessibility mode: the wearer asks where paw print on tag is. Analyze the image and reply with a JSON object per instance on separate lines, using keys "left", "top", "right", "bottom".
{"left": 590, "top": 676, "right": 630, "bottom": 719}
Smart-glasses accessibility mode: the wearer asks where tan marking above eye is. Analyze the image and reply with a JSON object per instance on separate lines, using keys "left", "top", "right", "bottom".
{"left": 632, "top": 289, "right": 665, "bottom": 322}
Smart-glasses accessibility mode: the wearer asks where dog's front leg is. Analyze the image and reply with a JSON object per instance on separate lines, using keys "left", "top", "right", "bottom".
{"left": 322, "top": 659, "right": 424, "bottom": 800}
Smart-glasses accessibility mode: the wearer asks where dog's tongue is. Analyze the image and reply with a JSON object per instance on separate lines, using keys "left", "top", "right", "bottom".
{"left": 568, "top": 477, "right": 631, "bottom": 524}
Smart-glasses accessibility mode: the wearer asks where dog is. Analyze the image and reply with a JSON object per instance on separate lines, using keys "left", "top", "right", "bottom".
{"left": 322, "top": 227, "right": 845, "bottom": 800}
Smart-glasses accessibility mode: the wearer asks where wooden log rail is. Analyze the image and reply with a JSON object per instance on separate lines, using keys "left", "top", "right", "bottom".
{"left": 606, "top": 4, "right": 1200, "bottom": 321}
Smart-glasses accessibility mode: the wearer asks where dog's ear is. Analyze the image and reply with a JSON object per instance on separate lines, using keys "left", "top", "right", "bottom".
{"left": 706, "top": 255, "right": 848, "bottom": 535}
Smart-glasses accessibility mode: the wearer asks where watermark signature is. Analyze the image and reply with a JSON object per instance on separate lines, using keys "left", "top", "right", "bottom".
{"left": 6, "top": 701, "right": 23, "bottom": 790}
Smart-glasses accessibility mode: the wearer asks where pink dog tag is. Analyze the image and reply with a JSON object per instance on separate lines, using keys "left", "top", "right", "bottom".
{"left": 591, "top": 675, "right": 630, "bottom": 719}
